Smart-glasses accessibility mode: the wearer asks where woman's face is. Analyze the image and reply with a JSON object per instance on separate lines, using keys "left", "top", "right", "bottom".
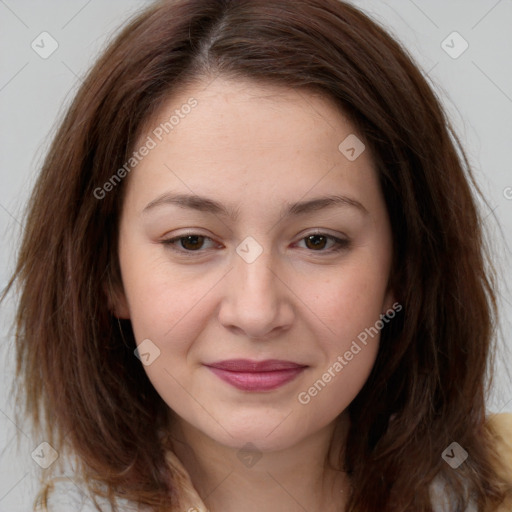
{"left": 115, "top": 77, "right": 395, "bottom": 451}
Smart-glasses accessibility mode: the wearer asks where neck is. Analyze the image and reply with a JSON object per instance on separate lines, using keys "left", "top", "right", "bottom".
{"left": 167, "top": 413, "right": 351, "bottom": 512}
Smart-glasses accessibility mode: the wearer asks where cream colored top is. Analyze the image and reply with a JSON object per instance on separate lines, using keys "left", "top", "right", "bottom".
{"left": 42, "top": 414, "right": 512, "bottom": 511}
{"left": 164, "top": 413, "right": 512, "bottom": 512}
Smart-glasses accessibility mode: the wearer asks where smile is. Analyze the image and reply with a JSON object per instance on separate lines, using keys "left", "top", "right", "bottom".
{"left": 204, "top": 359, "right": 308, "bottom": 392}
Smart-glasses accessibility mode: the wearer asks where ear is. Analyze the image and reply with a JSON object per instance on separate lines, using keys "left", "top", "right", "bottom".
{"left": 104, "top": 279, "right": 131, "bottom": 319}
{"left": 382, "top": 285, "right": 398, "bottom": 315}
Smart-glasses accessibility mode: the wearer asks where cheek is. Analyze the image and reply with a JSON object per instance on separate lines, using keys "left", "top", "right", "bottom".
{"left": 117, "top": 241, "right": 206, "bottom": 351}
{"left": 296, "top": 341, "right": 379, "bottom": 428}
{"left": 124, "top": 275, "right": 212, "bottom": 356}
{"left": 309, "top": 258, "right": 390, "bottom": 346}
{"left": 297, "top": 257, "right": 387, "bottom": 410}
{"left": 296, "top": 269, "right": 384, "bottom": 419}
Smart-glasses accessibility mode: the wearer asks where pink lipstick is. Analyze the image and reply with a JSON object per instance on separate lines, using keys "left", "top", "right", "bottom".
{"left": 205, "top": 359, "right": 307, "bottom": 391}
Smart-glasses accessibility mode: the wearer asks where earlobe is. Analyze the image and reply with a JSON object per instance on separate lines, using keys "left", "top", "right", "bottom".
{"left": 382, "top": 270, "right": 400, "bottom": 315}
{"left": 104, "top": 280, "right": 131, "bottom": 319}
{"left": 382, "top": 288, "right": 397, "bottom": 316}
{"left": 112, "top": 294, "right": 131, "bottom": 319}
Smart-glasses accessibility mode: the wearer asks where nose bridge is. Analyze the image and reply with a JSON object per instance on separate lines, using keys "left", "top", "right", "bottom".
{"left": 233, "top": 239, "right": 279, "bottom": 308}
{"left": 234, "top": 234, "right": 276, "bottom": 285}
{"left": 218, "top": 236, "right": 292, "bottom": 338}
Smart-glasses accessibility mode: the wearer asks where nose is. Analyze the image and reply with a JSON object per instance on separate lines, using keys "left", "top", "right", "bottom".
{"left": 217, "top": 247, "right": 294, "bottom": 340}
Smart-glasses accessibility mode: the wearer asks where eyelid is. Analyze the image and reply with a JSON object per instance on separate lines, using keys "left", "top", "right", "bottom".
{"left": 293, "top": 233, "right": 349, "bottom": 253}
{"left": 161, "top": 230, "right": 350, "bottom": 256}
{"left": 161, "top": 231, "right": 220, "bottom": 254}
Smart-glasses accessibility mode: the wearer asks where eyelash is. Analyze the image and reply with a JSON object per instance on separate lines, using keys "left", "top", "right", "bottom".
{"left": 161, "top": 232, "right": 350, "bottom": 257}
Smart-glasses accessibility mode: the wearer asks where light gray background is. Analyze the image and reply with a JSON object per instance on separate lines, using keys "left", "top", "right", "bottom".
{"left": 1, "top": 1, "right": 511, "bottom": 510}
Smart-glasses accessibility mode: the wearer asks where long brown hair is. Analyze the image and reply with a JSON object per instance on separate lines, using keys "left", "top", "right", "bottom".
{"left": 3, "top": 0, "right": 511, "bottom": 510}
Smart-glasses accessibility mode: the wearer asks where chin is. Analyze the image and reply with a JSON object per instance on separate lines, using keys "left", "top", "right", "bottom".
{"left": 201, "top": 410, "right": 312, "bottom": 452}
{"left": 217, "top": 429, "right": 302, "bottom": 453}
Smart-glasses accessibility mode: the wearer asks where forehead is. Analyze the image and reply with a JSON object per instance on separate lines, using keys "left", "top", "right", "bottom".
{"left": 123, "top": 77, "right": 382, "bottom": 218}
{"left": 148, "top": 77, "right": 355, "bottom": 153}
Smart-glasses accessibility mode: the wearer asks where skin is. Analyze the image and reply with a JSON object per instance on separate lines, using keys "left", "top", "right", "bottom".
{"left": 113, "top": 76, "right": 395, "bottom": 511}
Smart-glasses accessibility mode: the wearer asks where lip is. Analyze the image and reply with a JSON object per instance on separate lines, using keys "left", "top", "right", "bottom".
{"left": 205, "top": 359, "right": 308, "bottom": 391}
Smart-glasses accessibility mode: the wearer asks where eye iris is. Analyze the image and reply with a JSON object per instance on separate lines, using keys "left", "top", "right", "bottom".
{"left": 175, "top": 235, "right": 335, "bottom": 251}
{"left": 181, "top": 235, "right": 204, "bottom": 250}
{"left": 305, "top": 234, "right": 327, "bottom": 250}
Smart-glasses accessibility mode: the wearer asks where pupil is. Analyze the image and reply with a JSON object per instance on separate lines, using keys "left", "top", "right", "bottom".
{"left": 182, "top": 235, "right": 203, "bottom": 250}
{"left": 306, "top": 235, "right": 326, "bottom": 250}
{"left": 179, "top": 235, "right": 329, "bottom": 251}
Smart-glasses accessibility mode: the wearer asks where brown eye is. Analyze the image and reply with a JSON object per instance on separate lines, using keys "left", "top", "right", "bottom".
{"left": 304, "top": 234, "right": 328, "bottom": 250}
{"left": 162, "top": 234, "right": 217, "bottom": 255}
{"left": 179, "top": 235, "right": 205, "bottom": 251}
{"left": 296, "top": 233, "right": 350, "bottom": 253}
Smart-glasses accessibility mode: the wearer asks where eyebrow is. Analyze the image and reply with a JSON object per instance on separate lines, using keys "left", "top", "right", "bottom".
{"left": 142, "top": 192, "right": 368, "bottom": 220}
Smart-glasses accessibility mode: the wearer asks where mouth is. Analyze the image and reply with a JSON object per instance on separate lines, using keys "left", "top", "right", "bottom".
{"left": 204, "top": 359, "right": 308, "bottom": 392}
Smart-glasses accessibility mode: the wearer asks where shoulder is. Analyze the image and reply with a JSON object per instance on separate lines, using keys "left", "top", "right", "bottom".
{"left": 486, "top": 412, "right": 512, "bottom": 476}
{"left": 431, "top": 414, "right": 512, "bottom": 512}
{"left": 34, "top": 477, "right": 144, "bottom": 512}
{"left": 486, "top": 413, "right": 512, "bottom": 511}
{"left": 487, "top": 412, "right": 512, "bottom": 441}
